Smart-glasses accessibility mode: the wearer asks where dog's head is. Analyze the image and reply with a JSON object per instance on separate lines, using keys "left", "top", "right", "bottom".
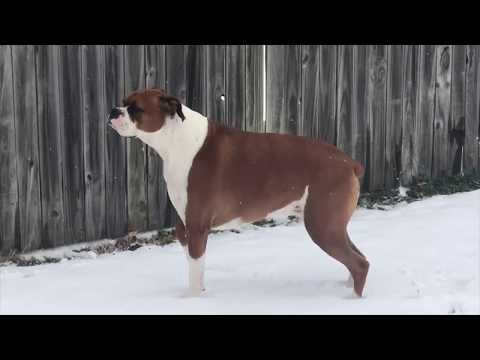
{"left": 108, "top": 89, "right": 185, "bottom": 137}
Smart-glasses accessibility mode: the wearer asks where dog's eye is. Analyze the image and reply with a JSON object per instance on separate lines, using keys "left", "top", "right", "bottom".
{"left": 127, "top": 104, "right": 144, "bottom": 120}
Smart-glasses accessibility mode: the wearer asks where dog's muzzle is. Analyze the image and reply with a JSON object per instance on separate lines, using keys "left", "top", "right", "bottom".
{"left": 108, "top": 107, "right": 124, "bottom": 124}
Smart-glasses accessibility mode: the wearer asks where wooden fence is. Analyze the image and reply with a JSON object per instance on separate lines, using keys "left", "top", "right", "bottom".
{"left": 0, "top": 45, "right": 479, "bottom": 255}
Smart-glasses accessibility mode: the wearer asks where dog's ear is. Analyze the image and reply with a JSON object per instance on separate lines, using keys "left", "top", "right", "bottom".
{"left": 158, "top": 95, "right": 185, "bottom": 121}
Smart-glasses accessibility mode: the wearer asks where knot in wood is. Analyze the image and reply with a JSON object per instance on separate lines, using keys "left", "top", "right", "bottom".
{"left": 440, "top": 48, "right": 450, "bottom": 70}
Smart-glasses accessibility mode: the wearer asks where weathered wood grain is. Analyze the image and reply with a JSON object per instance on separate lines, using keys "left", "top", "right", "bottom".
{"left": 413, "top": 45, "right": 436, "bottom": 180}
{"left": 145, "top": 45, "right": 168, "bottom": 230}
{"left": 186, "top": 45, "right": 206, "bottom": 114}
{"left": 352, "top": 45, "right": 369, "bottom": 190}
{"left": 401, "top": 45, "right": 420, "bottom": 185}
{"left": 206, "top": 45, "right": 226, "bottom": 123}
{"left": 166, "top": 45, "right": 187, "bottom": 103}
{"left": 266, "top": 45, "right": 301, "bottom": 135}
{"left": 82, "top": 45, "right": 107, "bottom": 242}
{"left": 300, "top": 45, "right": 319, "bottom": 138}
{"left": 226, "top": 45, "right": 246, "bottom": 129}
{"left": 225, "top": 45, "right": 246, "bottom": 129}
{"left": 432, "top": 45, "right": 452, "bottom": 178}
{"left": 59, "top": 45, "right": 86, "bottom": 244}
{"left": 125, "top": 45, "right": 148, "bottom": 232}
{"left": 301, "top": 45, "right": 337, "bottom": 142}
{"left": 11, "top": 45, "right": 42, "bottom": 252}
{"left": 318, "top": 45, "right": 337, "bottom": 144}
{"left": 35, "top": 45, "right": 65, "bottom": 248}
{"left": 0, "top": 45, "right": 19, "bottom": 255}
{"left": 465, "top": 45, "right": 480, "bottom": 174}
{"left": 449, "top": 45, "right": 467, "bottom": 175}
{"left": 366, "top": 45, "right": 388, "bottom": 191}
{"left": 105, "top": 45, "right": 127, "bottom": 239}
{"left": 336, "top": 45, "right": 355, "bottom": 156}
{"left": 245, "top": 45, "right": 264, "bottom": 133}
{"left": 385, "top": 45, "right": 404, "bottom": 189}
{"left": 166, "top": 45, "right": 188, "bottom": 227}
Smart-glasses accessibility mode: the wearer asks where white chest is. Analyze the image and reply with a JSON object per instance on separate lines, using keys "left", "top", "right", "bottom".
{"left": 137, "top": 105, "right": 209, "bottom": 227}
{"left": 163, "top": 161, "right": 190, "bottom": 226}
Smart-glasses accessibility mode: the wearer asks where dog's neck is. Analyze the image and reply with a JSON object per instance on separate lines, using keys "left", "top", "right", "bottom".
{"left": 136, "top": 104, "right": 209, "bottom": 168}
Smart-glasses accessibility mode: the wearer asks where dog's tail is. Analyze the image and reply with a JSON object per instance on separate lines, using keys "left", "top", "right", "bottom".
{"left": 353, "top": 161, "right": 365, "bottom": 179}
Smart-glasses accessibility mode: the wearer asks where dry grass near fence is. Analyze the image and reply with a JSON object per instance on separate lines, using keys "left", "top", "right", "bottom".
{"left": 359, "top": 173, "right": 480, "bottom": 210}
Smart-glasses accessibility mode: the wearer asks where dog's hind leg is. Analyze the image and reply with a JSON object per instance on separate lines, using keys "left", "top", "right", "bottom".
{"left": 345, "top": 234, "right": 367, "bottom": 287}
{"left": 348, "top": 234, "right": 366, "bottom": 259}
{"left": 304, "top": 175, "right": 369, "bottom": 297}
{"left": 306, "top": 225, "right": 369, "bottom": 297}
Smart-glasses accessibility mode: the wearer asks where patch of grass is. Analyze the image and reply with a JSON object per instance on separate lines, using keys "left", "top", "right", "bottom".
{"left": 10, "top": 256, "right": 62, "bottom": 267}
{"left": 1, "top": 228, "right": 178, "bottom": 267}
{"left": 359, "top": 173, "right": 480, "bottom": 209}
{"left": 252, "top": 219, "right": 276, "bottom": 227}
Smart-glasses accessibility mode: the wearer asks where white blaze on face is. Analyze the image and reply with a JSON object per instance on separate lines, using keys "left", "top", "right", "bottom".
{"left": 110, "top": 107, "right": 138, "bottom": 137}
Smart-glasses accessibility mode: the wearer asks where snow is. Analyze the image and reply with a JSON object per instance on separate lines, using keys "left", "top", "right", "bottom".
{"left": 1, "top": 190, "right": 478, "bottom": 314}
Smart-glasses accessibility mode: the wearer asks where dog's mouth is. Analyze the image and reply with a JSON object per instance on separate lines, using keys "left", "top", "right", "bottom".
{"left": 108, "top": 110, "right": 136, "bottom": 137}
{"left": 108, "top": 107, "right": 131, "bottom": 133}
{"left": 110, "top": 116, "right": 127, "bottom": 131}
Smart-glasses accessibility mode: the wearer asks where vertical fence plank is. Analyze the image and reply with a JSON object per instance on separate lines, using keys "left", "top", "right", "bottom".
{"left": 336, "top": 45, "right": 354, "bottom": 155}
{"left": 165, "top": 45, "right": 187, "bottom": 226}
{"left": 145, "top": 45, "right": 168, "bottom": 230}
{"left": 226, "top": 45, "right": 246, "bottom": 129}
{"left": 449, "top": 45, "right": 467, "bottom": 175}
{"left": 59, "top": 45, "right": 86, "bottom": 244}
{"left": 401, "top": 45, "right": 420, "bottom": 185}
{"left": 82, "top": 45, "right": 107, "bottom": 242}
{"left": 300, "top": 45, "right": 319, "bottom": 138}
{"left": 367, "top": 45, "right": 388, "bottom": 191}
{"left": 125, "top": 45, "right": 148, "bottom": 232}
{"left": 166, "top": 45, "right": 187, "bottom": 102}
{"left": 385, "top": 45, "right": 404, "bottom": 189}
{"left": 432, "top": 45, "right": 452, "bottom": 178}
{"left": 206, "top": 45, "right": 226, "bottom": 123}
{"left": 413, "top": 45, "right": 436, "bottom": 180}
{"left": 352, "top": 45, "right": 369, "bottom": 189}
{"left": 465, "top": 45, "right": 480, "bottom": 174}
{"left": 11, "top": 45, "right": 42, "bottom": 252}
{"left": 36, "top": 46, "right": 65, "bottom": 248}
{"left": 318, "top": 45, "right": 337, "bottom": 144}
{"left": 266, "top": 45, "right": 301, "bottom": 135}
{"left": 105, "top": 45, "right": 127, "bottom": 239}
{"left": 245, "top": 45, "right": 264, "bottom": 133}
{"left": 301, "top": 45, "right": 337, "bottom": 142}
{"left": 0, "top": 45, "right": 19, "bottom": 255}
{"left": 186, "top": 45, "right": 206, "bottom": 114}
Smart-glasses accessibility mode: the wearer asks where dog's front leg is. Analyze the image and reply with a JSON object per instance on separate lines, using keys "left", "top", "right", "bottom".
{"left": 179, "top": 226, "right": 208, "bottom": 297}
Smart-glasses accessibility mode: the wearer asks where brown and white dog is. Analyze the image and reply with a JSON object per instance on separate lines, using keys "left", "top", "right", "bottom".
{"left": 108, "top": 89, "right": 369, "bottom": 297}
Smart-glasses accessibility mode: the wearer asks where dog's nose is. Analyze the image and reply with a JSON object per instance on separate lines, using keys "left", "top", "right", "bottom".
{"left": 108, "top": 107, "right": 123, "bottom": 121}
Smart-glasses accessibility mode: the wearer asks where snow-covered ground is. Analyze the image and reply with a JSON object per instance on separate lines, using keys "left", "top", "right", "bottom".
{"left": 1, "top": 190, "right": 479, "bottom": 314}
